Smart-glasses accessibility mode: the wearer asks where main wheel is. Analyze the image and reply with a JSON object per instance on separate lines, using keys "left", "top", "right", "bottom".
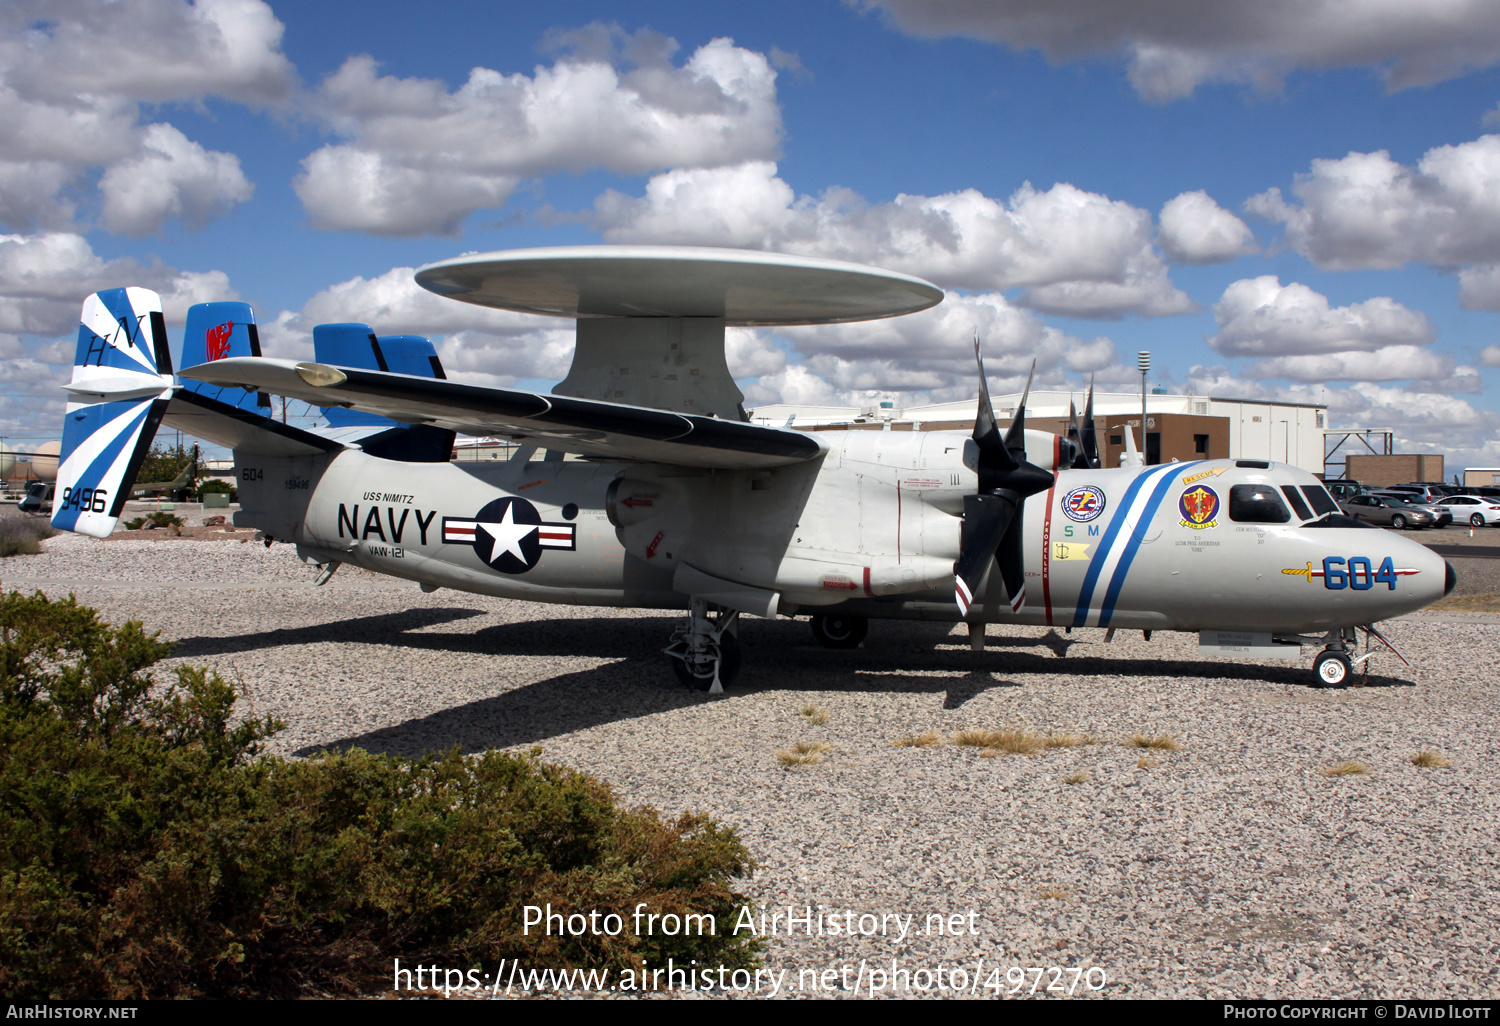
{"left": 670, "top": 631, "right": 741, "bottom": 691}
{"left": 1390, "top": 514, "right": 1407, "bottom": 529}
{"left": 811, "top": 614, "right": 868, "bottom": 649}
{"left": 1473, "top": 513, "right": 1486, "bottom": 528}
{"left": 1313, "top": 650, "right": 1352, "bottom": 688}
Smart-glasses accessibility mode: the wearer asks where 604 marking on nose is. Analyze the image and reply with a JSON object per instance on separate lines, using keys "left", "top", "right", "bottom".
{"left": 1281, "top": 556, "right": 1420, "bottom": 591}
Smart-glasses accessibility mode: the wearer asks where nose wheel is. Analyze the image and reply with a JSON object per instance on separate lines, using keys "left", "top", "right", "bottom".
{"left": 1313, "top": 649, "right": 1352, "bottom": 687}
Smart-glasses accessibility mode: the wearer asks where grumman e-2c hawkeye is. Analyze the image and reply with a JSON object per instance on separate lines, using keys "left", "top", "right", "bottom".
{"left": 49, "top": 247, "right": 1454, "bottom": 691}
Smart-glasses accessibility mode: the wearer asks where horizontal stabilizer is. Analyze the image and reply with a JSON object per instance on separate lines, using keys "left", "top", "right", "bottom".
{"left": 182, "top": 357, "right": 826, "bottom": 469}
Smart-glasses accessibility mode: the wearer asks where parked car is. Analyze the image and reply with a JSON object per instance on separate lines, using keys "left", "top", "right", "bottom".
{"left": 1438, "top": 493, "right": 1500, "bottom": 527}
{"left": 1338, "top": 493, "right": 1435, "bottom": 529}
{"left": 1371, "top": 491, "right": 1454, "bottom": 527}
{"left": 1324, "top": 480, "right": 1367, "bottom": 501}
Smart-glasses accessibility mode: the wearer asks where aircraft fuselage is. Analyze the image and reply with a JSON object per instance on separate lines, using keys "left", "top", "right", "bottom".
{"left": 240, "top": 427, "right": 1450, "bottom": 638}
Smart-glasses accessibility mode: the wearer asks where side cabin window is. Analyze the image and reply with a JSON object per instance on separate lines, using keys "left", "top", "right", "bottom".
{"left": 1229, "top": 484, "right": 1290, "bottom": 523}
{"left": 1301, "top": 485, "right": 1339, "bottom": 516}
{"left": 1280, "top": 485, "right": 1313, "bottom": 520}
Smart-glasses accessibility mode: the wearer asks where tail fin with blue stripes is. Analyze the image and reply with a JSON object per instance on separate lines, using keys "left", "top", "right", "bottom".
{"left": 52, "top": 289, "right": 176, "bottom": 537}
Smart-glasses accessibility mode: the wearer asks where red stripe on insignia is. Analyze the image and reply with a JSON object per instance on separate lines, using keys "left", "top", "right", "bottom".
{"left": 863, "top": 566, "right": 874, "bottom": 598}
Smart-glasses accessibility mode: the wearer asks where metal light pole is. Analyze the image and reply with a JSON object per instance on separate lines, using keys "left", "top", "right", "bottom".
{"left": 1137, "top": 351, "right": 1150, "bottom": 463}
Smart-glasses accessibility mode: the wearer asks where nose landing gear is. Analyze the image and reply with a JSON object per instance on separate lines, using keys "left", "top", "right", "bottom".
{"left": 1313, "top": 648, "right": 1353, "bottom": 687}
{"left": 1309, "top": 623, "right": 1409, "bottom": 687}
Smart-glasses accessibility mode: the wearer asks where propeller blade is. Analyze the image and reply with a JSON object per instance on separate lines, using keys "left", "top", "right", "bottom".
{"left": 1082, "top": 375, "right": 1099, "bottom": 468}
{"left": 996, "top": 514, "right": 1028, "bottom": 613}
{"left": 1065, "top": 399, "right": 1082, "bottom": 465}
{"left": 954, "top": 492, "right": 1016, "bottom": 615}
{"left": 1075, "top": 375, "right": 1100, "bottom": 469}
{"left": 971, "top": 332, "right": 1003, "bottom": 455}
{"left": 1002, "top": 360, "right": 1036, "bottom": 455}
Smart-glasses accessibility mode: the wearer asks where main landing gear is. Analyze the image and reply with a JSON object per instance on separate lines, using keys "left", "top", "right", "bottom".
{"left": 810, "top": 614, "right": 867, "bottom": 649}
{"left": 664, "top": 598, "right": 741, "bottom": 692}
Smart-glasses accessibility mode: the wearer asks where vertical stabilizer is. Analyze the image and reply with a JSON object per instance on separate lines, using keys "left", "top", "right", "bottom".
{"left": 53, "top": 288, "right": 175, "bottom": 537}
{"left": 180, "top": 301, "right": 270, "bottom": 414}
{"left": 312, "top": 323, "right": 454, "bottom": 461}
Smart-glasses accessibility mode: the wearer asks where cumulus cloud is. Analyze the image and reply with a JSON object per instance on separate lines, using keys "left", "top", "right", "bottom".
{"left": 1183, "top": 369, "right": 1498, "bottom": 457}
{"left": 1208, "top": 276, "right": 1434, "bottom": 358}
{"left": 1481, "top": 344, "right": 1500, "bottom": 367}
{"left": 1158, "top": 190, "right": 1257, "bottom": 263}
{"left": 295, "top": 28, "right": 782, "bottom": 236}
{"left": 753, "top": 290, "right": 1116, "bottom": 405}
{"left": 1243, "top": 346, "right": 1464, "bottom": 385}
{"left": 0, "top": 0, "right": 291, "bottom": 233}
{"left": 0, "top": 232, "right": 237, "bottom": 336}
{"left": 1, "top": 0, "right": 294, "bottom": 107}
{"left": 1247, "top": 137, "right": 1500, "bottom": 272}
{"left": 1456, "top": 264, "right": 1500, "bottom": 311}
{"left": 98, "top": 124, "right": 253, "bottom": 235}
{"left": 260, "top": 266, "right": 575, "bottom": 385}
{"left": 595, "top": 161, "right": 1192, "bottom": 318}
{"left": 853, "top": 0, "right": 1500, "bottom": 101}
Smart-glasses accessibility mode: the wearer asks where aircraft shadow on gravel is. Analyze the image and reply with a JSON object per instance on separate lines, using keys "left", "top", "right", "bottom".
{"left": 292, "top": 617, "right": 1416, "bottom": 758}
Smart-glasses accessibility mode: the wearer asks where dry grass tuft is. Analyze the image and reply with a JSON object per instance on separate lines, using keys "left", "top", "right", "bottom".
{"left": 1043, "top": 732, "right": 1096, "bottom": 749}
{"left": 1062, "top": 770, "right": 1093, "bottom": 785}
{"left": 798, "top": 703, "right": 829, "bottom": 725}
{"left": 1136, "top": 757, "right": 1158, "bottom": 770}
{"left": 986, "top": 730, "right": 1045, "bottom": 755}
{"left": 1321, "top": 760, "right": 1370, "bottom": 777}
{"left": 775, "top": 741, "right": 833, "bottom": 766}
{"left": 955, "top": 729, "right": 1046, "bottom": 756}
{"left": 1410, "top": 749, "right": 1453, "bottom": 768}
{"left": 1125, "top": 733, "right": 1180, "bottom": 752}
{"left": 893, "top": 729, "right": 943, "bottom": 748}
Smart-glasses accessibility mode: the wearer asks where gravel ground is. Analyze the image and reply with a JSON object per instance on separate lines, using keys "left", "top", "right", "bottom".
{"left": 4, "top": 528, "right": 1499, "bottom": 1001}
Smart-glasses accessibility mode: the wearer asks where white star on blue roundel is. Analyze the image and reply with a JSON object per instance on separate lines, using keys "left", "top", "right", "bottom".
{"left": 441, "top": 497, "right": 576, "bottom": 574}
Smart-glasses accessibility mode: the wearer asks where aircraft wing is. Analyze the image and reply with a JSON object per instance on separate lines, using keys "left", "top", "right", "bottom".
{"left": 180, "top": 358, "right": 827, "bottom": 469}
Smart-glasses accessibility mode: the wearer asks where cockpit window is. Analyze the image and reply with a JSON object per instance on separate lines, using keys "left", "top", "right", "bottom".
{"left": 1301, "top": 485, "right": 1339, "bottom": 516}
{"left": 1229, "top": 484, "right": 1291, "bottom": 523}
{"left": 1280, "top": 485, "right": 1313, "bottom": 521}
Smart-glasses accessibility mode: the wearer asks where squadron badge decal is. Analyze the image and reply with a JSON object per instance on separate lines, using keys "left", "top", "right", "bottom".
{"left": 443, "top": 497, "right": 575, "bottom": 574}
{"left": 1062, "top": 485, "right": 1106, "bottom": 523}
{"left": 1179, "top": 485, "right": 1220, "bottom": 530}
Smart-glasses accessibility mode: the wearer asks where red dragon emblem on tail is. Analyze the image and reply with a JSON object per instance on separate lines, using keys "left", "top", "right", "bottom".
{"left": 206, "top": 321, "right": 234, "bottom": 362}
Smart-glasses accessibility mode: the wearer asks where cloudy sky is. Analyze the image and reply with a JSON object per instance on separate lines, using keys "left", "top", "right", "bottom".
{"left": 6, "top": 0, "right": 1500, "bottom": 470}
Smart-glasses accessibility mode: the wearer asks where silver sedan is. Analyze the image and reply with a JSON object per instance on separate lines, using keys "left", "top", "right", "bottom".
{"left": 1338, "top": 494, "right": 1435, "bottom": 529}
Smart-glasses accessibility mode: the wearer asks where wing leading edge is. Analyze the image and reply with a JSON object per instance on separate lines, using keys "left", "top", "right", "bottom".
{"left": 181, "top": 357, "right": 827, "bottom": 469}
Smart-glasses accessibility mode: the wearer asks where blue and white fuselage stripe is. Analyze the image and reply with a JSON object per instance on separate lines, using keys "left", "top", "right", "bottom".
{"left": 1071, "top": 461, "right": 1206, "bottom": 629}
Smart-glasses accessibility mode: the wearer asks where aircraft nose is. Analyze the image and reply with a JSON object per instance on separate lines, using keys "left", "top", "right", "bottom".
{"left": 1445, "top": 560, "right": 1457, "bottom": 597}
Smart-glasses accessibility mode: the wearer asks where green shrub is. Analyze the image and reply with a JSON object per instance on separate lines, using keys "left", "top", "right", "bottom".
{"left": 0, "top": 592, "right": 760, "bottom": 998}
{"left": 123, "top": 511, "right": 184, "bottom": 531}
{"left": 195, "top": 479, "right": 235, "bottom": 502}
{"left": 0, "top": 517, "right": 56, "bottom": 557}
